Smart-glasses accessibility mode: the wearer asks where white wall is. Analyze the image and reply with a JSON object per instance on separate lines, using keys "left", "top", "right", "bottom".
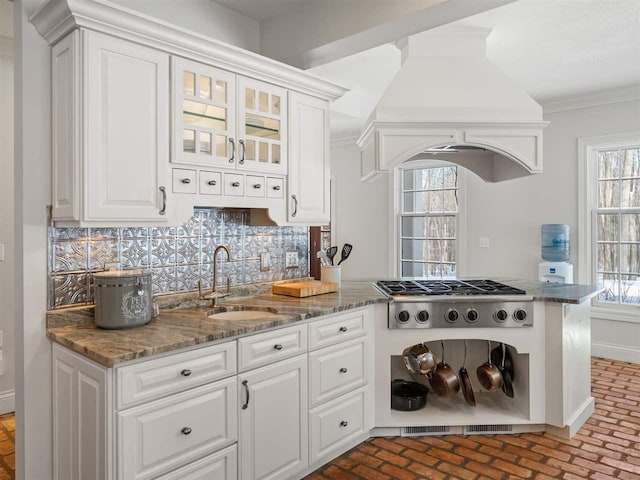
{"left": 110, "top": 0, "right": 260, "bottom": 53}
{"left": 0, "top": 0, "right": 15, "bottom": 415}
{"left": 14, "top": 0, "right": 52, "bottom": 477}
{"left": 331, "top": 99, "right": 640, "bottom": 362}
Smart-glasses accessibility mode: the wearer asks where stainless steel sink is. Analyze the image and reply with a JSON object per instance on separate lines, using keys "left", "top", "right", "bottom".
{"left": 207, "top": 307, "right": 278, "bottom": 321}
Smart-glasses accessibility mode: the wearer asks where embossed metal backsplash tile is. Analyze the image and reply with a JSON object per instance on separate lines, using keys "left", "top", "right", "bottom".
{"left": 48, "top": 208, "right": 309, "bottom": 309}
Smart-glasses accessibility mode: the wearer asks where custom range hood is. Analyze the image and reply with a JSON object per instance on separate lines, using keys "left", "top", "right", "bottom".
{"left": 358, "top": 26, "right": 548, "bottom": 183}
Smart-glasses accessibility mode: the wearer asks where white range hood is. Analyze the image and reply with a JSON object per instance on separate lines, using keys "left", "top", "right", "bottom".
{"left": 358, "top": 26, "right": 548, "bottom": 182}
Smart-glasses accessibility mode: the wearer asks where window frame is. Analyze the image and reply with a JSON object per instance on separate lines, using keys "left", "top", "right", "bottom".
{"left": 578, "top": 131, "right": 640, "bottom": 323}
{"left": 390, "top": 159, "right": 467, "bottom": 278}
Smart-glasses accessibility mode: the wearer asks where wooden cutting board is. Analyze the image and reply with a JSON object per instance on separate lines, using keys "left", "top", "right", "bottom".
{"left": 272, "top": 280, "right": 339, "bottom": 298}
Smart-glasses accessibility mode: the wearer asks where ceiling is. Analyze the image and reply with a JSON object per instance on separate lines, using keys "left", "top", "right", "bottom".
{"left": 212, "top": 0, "right": 640, "bottom": 136}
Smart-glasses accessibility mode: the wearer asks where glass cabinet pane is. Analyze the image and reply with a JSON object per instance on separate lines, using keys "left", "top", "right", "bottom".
{"left": 183, "top": 129, "right": 195, "bottom": 153}
{"left": 183, "top": 71, "right": 195, "bottom": 96}
{"left": 272, "top": 95, "right": 280, "bottom": 115}
{"left": 200, "top": 76, "right": 212, "bottom": 99}
{"left": 245, "top": 114, "right": 280, "bottom": 140}
{"left": 215, "top": 80, "right": 227, "bottom": 103}
{"left": 200, "top": 132, "right": 212, "bottom": 154}
{"left": 272, "top": 144, "right": 280, "bottom": 164}
{"left": 258, "top": 92, "right": 268, "bottom": 113}
{"left": 246, "top": 89, "right": 255, "bottom": 110}
{"left": 183, "top": 100, "right": 227, "bottom": 130}
{"left": 259, "top": 142, "right": 268, "bottom": 162}
{"left": 245, "top": 140, "right": 255, "bottom": 161}
{"left": 215, "top": 135, "right": 227, "bottom": 157}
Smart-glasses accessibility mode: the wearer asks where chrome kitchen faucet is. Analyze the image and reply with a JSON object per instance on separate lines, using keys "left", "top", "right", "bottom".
{"left": 202, "top": 244, "right": 231, "bottom": 307}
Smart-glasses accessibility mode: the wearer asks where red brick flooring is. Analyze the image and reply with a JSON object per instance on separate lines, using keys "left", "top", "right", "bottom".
{"left": 305, "top": 357, "right": 640, "bottom": 480}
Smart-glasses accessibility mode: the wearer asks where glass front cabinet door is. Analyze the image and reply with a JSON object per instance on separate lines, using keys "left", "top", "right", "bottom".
{"left": 172, "top": 57, "right": 287, "bottom": 175}
{"left": 172, "top": 57, "right": 237, "bottom": 167}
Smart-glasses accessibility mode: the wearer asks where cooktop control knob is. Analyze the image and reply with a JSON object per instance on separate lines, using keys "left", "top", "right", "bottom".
{"left": 397, "top": 310, "right": 410, "bottom": 323}
{"left": 495, "top": 309, "right": 508, "bottom": 323}
{"left": 445, "top": 308, "right": 459, "bottom": 323}
{"left": 466, "top": 309, "right": 479, "bottom": 323}
{"left": 514, "top": 309, "right": 527, "bottom": 322}
{"left": 417, "top": 310, "right": 430, "bottom": 323}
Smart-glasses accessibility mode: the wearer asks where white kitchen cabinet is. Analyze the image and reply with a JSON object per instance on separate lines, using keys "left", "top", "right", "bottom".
{"left": 172, "top": 57, "right": 287, "bottom": 176}
{"left": 287, "top": 92, "right": 331, "bottom": 224}
{"left": 155, "top": 445, "right": 238, "bottom": 480}
{"left": 51, "top": 29, "right": 170, "bottom": 226}
{"left": 238, "top": 354, "right": 309, "bottom": 480}
{"left": 52, "top": 344, "right": 110, "bottom": 480}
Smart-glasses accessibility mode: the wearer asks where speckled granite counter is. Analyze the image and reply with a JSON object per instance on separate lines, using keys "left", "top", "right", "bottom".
{"left": 496, "top": 278, "right": 602, "bottom": 304}
{"left": 46, "top": 282, "right": 387, "bottom": 367}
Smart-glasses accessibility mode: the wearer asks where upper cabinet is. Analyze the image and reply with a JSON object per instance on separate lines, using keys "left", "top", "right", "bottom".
{"left": 52, "top": 30, "right": 170, "bottom": 226}
{"left": 172, "top": 57, "right": 287, "bottom": 175}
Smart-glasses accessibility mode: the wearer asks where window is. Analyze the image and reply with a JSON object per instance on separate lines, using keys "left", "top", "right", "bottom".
{"left": 579, "top": 133, "right": 640, "bottom": 315}
{"left": 399, "top": 164, "right": 459, "bottom": 278}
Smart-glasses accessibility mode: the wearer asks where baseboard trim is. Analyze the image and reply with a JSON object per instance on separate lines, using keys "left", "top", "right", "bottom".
{"left": 546, "top": 396, "right": 595, "bottom": 440}
{"left": 0, "top": 389, "right": 15, "bottom": 415}
{"left": 592, "top": 341, "right": 640, "bottom": 364}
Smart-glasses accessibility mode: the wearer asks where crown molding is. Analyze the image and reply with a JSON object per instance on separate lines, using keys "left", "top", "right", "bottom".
{"left": 29, "top": 0, "right": 348, "bottom": 101}
{"left": 330, "top": 131, "right": 361, "bottom": 148}
{"left": 542, "top": 85, "right": 640, "bottom": 114}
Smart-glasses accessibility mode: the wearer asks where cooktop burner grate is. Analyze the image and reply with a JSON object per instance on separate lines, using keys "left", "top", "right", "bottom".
{"left": 376, "top": 279, "right": 526, "bottom": 297}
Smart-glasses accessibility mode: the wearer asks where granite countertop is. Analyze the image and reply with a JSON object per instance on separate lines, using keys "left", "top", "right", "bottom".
{"left": 46, "top": 278, "right": 602, "bottom": 368}
{"left": 46, "top": 281, "right": 387, "bottom": 367}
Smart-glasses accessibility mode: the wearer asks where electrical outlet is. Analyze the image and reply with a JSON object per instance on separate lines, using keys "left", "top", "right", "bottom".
{"left": 479, "top": 237, "right": 490, "bottom": 248}
{"left": 0, "top": 244, "right": 4, "bottom": 261}
{"left": 285, "top": 251, "right": 299, "bottom": 268}
{"left": 260, "top": 253, "right": 271, "bottom": 272}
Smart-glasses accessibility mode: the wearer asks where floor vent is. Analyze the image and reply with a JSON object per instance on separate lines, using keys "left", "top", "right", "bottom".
{"left": 401, "top": 426, "right": 450, "bottom": 437}
{"left": 465, "top": 424, "right": 513, "bottom": 435}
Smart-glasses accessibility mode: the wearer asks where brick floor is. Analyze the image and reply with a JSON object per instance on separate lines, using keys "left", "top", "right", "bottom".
{"left": 0, "top": 413, "right": 14, "bottom": 480}
{"left": 305, "top": 357, "right": 640, "bottom": 480}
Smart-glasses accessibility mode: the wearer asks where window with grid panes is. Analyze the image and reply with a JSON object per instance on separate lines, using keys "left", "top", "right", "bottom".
{"left": 400, "top": 165, "right": 458, "bottom": 278}
{"left": 595, "top": 147, "right": 640, "bottom": 305}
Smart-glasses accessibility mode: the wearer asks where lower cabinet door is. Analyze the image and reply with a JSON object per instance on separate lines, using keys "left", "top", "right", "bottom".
{"left": 239, "top": 355, "right": 308, "bottom": 480}
{"left": 309, "top": 387, "right": 368, "bottom": 465}
{"left": 155, "top": 444, "right": 238, "bottom": 480}
{"left": 118, "top": 377, "right": 237, "bottom": 480}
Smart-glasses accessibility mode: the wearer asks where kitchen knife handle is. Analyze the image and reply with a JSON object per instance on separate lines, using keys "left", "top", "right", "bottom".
{"left": 291, "top": 195, "right": 298, "bottom": 217}
{"left": 159, "top": 186, "right": 166, "bottom": 215}
{"left": 229, "top": 138, "right": 235, "bottom": 163}
{"left": 242, "top": 380, "right": 250, "bottom": 410}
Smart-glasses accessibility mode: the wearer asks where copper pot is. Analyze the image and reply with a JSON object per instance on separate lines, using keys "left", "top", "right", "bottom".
{"left": 476, "top": 340, "right": 503, "bottom": 391}
{"left": 429, "top": 340, "right": 460, "bottom": 396}
{"left": 403, "top": 343, "right": 436, "bottom": 375}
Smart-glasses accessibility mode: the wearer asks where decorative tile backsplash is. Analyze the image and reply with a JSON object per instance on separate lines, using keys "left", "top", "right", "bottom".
{"left": 48, "top": 208, "right": 309, "bottom": 309}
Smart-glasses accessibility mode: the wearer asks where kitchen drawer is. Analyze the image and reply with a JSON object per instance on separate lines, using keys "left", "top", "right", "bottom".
{"left": 172, "top": 168, "right": 197, "bottom": 194}
{"left": 118, "top": 377, "right": 237, "bottom": 480}
{"left": 245, "top": 174, "right": 265, "bottom": 197}
{"left": 238, "top": 324, "right": 307, "bottom": 372}
{"left": 223, "top": 173, "right": 244, "bottom": 196}
{"left": 155, "top": 444, "right": 237, "bottom": 480}
{"left": 116, "top": 341, "right": 236, "bottom": 409}
{"left": 308, "top": 308, "right": 367, "bottom": 351}
{"left": 199, "top": 170, "right": 222, "bottom": 195}
{"left": 310, "top": 387, "right": 368, "bottom": 464}
{"left": 309, "top": 336, "right": 367, "bottom": 407}
{"left": 266, "top": 177, "right": 284, "bottom": 198}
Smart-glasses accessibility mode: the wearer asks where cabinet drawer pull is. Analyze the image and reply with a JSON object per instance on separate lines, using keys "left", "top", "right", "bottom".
{"left": 207, "top": 180, "right": 217, "bottom": 186}
{"left": 238, "top": 139, "right": 245, "bottom": 164}
{"left": 229, "top": 138, "right": 235, "bottom": 163}
{"left": 181, "top": 178, "right": 191, "bottom": 184}
{"left": 339, "top": 326, "right": 348, "bottom": 332}
{"left": 159, "top": 186, "right": 167, "bottom": 215}
{"left": 180, "top": 369, "right": 192, "bottom": 377}
{"left": 242, "top": 380, "right": 250, "bottom": 410}
{"left": 339, "top": 367, "right": 348, "bottom": 374}
{"left": 181, "top": 427, "right": 192, "bottom": 435}
{"left": 273, "top": 344, "right": 283, "bottom": 351}
{"left": 253, "top": 184, "right": 262, "bottom": 189}
{"left": 339, "top": 421, "right": 348, "bottom": 427}
{"left": 273, "top": 185, "right": 281, "bottom": 191}
{"left": 231, "top": 182, "right": 240, "bottom": 187}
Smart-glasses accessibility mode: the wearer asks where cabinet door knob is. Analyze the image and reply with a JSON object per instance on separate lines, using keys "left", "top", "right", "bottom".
{"left": 339, "top": 367, "right": 348, "bottom": 374}
{"left": 339, "top": 421, "right": 348, "bottom": 427}
{"left": 273, "top": 344, "right": 283, "bottom": 351}
{"left": 339, "top": 326, "right": 348, "bottom": 332}
{"left": 180, "top": 369, "right": 192, "bottom": 377}
{"left": 181, "top": 178, "right": 191, "bottom": 184}
{"left": 273, "top": 185, "right": 281, "bottom": 191}
{"left": 181, "top": 427, "right": 192, "bottom": 435}
{"left": 253, "top": 184, "right": 262, "bottom": 189}
{"left": 207, "top": 180, "right": 217, "bottom": 186}
{"left": 231, "top": 182, "right": 240, "bottom": 187}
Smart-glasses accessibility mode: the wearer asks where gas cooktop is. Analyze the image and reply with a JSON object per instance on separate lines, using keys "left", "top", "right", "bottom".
{"left": 375, "top": 279, "right": 526, "bottom": 297}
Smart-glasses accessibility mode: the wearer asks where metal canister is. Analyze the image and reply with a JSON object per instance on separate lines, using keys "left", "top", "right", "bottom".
{"left": 93, "top": 270, "right": 153, "bottom": 329}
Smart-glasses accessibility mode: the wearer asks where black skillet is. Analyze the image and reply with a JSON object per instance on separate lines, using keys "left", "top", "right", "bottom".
{"left": 459, "top": 340, "right": 476, "bottom": 406}
{"left": 498, "top": 343, "right": 514, "bottom": 398}
{"left": 491, "top": 342, "right": 514, "bottom": 379}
